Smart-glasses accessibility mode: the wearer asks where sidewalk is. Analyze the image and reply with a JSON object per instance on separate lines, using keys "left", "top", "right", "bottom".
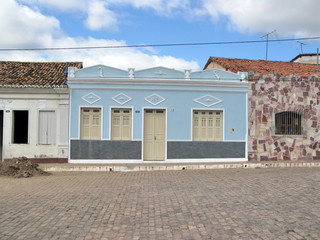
{"left": 39, "top": 160, "right": 320, "bottom": 172}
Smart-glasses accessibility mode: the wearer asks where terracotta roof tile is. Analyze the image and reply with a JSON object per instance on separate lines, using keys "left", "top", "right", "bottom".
{"left": 0, "top": 61, "right": 83, "bottom": 87}
{"left": 205, "top": 57, "right": 320, "bottom": 77}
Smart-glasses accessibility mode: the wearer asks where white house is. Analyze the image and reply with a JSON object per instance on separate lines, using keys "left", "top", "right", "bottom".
{"left": 0, "top": 61, "right": 82, "bottom": 163}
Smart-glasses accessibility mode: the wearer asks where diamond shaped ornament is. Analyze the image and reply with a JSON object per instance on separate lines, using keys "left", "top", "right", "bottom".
{"left": 145, "top": 93, "right": 165, "bottom": 105}
{"left": 112, "top": 93, "right": 132, "bottom": 105}
{"left": 194, "top": 95, "right": 223, "bottom": 107}
{"left": 82, "top": 92, "right": 101, "bottom": 104}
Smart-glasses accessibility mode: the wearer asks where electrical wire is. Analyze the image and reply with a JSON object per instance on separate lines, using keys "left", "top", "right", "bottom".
{"left": 0, "top": 37, "right": 319, "bottom": 51}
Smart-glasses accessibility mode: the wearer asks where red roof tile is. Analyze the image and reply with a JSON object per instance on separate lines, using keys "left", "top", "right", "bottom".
{"left": 0, "top": 61, "right": 83, "bottom": 87}
{"left": 204, "top": 57, "right": 320, "bottom": 77}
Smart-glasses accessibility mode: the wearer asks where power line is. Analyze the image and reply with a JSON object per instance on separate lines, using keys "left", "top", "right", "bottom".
{"left": 0, "top": 36, "right": 319, "bottom": 52}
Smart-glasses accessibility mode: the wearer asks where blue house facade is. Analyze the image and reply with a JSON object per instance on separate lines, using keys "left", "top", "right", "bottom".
{"left": 68, "top": 65, "right": 248, "bottom": 163}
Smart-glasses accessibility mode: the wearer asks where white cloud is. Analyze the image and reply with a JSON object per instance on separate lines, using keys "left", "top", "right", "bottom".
{"left": 17, "top": 0, "right": 320, "bottom": 38}
{"left": 19, "top": 0, "right": 199, "bottom": 30}
{"left": 7, "top": 0, "right": 319, "bottom": 70}
{"left": 0, "top": 0, "right": 199, "bottom": 70}
{"left": 18, "top": 0, "right": 87, "bottom": 12}
{"left": 85, "top": 0, "right": 119, "bottom": 31}
{"left": 1, "top": 37, "right": 199, "bottom": 70}
{"left": 110, "top": 0, "right": 193, "bottom": 15}
{"left": 0, "top": 0, "right": 60, "bottom": 48}
{"left": 202, "top": 0, "right": 320, "bottom": 37}
{"left": 26, "top": 0, "right": 194, "bottom": 15}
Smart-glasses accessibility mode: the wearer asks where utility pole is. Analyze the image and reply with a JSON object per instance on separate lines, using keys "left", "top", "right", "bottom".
{"left": 261, "top": 30, "right": 276, "bottom": 60}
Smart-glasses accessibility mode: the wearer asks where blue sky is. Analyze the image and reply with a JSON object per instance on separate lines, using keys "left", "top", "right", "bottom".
{"left": 0, "top": 0, "right": 319, "bottom": 70}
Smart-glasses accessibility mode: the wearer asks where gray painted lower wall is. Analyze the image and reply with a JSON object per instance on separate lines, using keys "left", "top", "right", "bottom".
{"left": 71, "top": 140, "right": 246, "bottom": 160}
{"left": 167, "top": 141, "right": 246, "bottom": 159}
{"left": 71, "top": 140, "right": 142, "bottom": 159}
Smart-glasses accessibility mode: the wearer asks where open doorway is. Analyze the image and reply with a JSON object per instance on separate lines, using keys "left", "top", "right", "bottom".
{"left": 12, "top": 110, "right": 28, "bottom": 144}
{"left": 0, "top": 110, "right": 3, "bottom": 161}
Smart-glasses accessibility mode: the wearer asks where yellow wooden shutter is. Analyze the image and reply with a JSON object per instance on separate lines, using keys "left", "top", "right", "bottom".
{"left": 193, "top": 110, "right": 223, "bottom": 141}
{"left": 91, "top": 109, "right": 101, "bottom": 139}
{"left": 80, "top": 108, "right": 101, "bottom": 140}
{"left": 122, "top": 110, "right": 131, "bottom": 140}
{"left": 215, "top": 112, "right": 222, "bottom": 140}
{"left": 111, "top": 109, "right": 132, "bottom": 140}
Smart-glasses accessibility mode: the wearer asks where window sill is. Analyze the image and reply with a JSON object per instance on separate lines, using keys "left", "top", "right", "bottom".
{"left": 273, "top": 134, "right": 305, "bottom": 139}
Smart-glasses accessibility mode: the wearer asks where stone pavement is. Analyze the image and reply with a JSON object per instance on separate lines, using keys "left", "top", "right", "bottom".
{"left": 0, "top": 168, "right": 319, "bottom": 240}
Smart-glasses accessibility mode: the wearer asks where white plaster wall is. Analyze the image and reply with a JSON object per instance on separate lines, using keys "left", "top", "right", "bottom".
{"left": 293, "top": 55, "right": 320, "bottom": 64}
{"left": 0, "top": 88, "right": 69, "bottom": 160}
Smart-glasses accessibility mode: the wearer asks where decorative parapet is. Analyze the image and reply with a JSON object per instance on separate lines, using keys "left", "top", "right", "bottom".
{"left": 238, "top": 72, "right": 248, "bottom": 82}
{"left": 184, "top": 69, "right": 191, "bottom": 80}
{"left": 128, "top": 68, "right": 135, "bottom": 79}
{"left": 68, "top": 67, "right": 77, "bottom": 78}
{"left": 67, "top": 65, "right": 247, "bottom": 86}
{"left": 212, "top": 70, "right": 220, "bottom": 80}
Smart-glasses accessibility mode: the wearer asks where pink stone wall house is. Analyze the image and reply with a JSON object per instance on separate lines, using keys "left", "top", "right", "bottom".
{"left": 204, "top": 57, "right": 320, "bottom": 161}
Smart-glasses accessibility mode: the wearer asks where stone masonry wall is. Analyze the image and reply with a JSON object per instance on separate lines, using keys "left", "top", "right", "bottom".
{"left": 248, "top": 73, "right": 320, "bottom": 161}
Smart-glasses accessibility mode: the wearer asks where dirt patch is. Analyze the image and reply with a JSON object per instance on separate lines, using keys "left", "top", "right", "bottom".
{"left": 0, "top": 157, "right": 50, "bottom": 178}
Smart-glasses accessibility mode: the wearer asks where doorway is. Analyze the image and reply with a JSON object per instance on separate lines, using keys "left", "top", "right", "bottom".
{"left": 0, "top": 110, "right": 3, "bottom": 160}
{"left": 143, "top": 109, "right": 166, "bottom": 161}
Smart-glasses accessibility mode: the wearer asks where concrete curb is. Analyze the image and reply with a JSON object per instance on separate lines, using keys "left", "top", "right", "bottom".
{"left": 39, "top": 161, "right": 320, "bottom": 172}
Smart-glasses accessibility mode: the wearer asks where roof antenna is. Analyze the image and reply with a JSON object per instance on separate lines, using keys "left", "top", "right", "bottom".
{"left": 261, "top": 30, "right": 276, "bottom": 60}
{"left": 297, "top": 41, "right": 306, "bottom": 54}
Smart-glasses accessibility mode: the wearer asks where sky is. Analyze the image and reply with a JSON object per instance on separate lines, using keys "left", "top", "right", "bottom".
{"left": 0, "top": 0, "right": 320, "bottom": 70}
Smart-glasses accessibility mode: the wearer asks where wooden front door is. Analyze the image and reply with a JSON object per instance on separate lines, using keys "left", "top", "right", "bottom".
{"left": 143, "top": 109, "right": 166, "bottom": 161}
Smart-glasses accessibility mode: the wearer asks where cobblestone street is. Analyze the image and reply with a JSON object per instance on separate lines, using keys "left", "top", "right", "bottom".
{"left": 0, "top": 167, "right": 319, "bottom": 240}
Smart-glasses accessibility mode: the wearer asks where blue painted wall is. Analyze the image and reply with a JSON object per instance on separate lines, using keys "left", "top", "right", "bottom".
{"left": 68, "top": 66, "right": 248, "bottom": 161}
{"left": 69, "top": 66, "right": 248, "bottom": 143}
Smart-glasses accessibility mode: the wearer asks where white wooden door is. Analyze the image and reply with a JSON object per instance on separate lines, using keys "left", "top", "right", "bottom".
{"left": 143, "top": 109, "right": 165, "bottom": 161}
{"left": 39, "top": 111, "right": 56, "bottom": 144}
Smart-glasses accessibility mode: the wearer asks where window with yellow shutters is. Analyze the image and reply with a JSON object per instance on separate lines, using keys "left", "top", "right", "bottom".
{"left": 80, "top": 108, "right": 101, "bottom": 140}
{"left": 193, "top": 110, "right": 223, "bottom": 141}
{"left": 111, "top": 109, "right": 132, "bottom": 140}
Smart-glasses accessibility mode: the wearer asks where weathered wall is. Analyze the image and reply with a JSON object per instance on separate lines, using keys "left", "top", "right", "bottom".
{"left": 0, "top": 88, "right": 69, "bottom": 161}
{"left": 292, "top": 55, "right": 320, "bottom": 64}
{"left": 248, "top": 73, "right": 320, "bottom": 161}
